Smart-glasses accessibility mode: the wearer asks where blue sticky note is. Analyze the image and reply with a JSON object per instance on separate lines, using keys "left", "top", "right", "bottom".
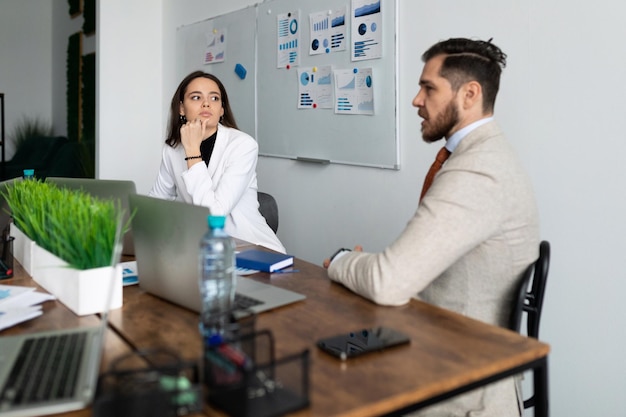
{"left": 234, "top": 63, "right": 247, "bottom": 80}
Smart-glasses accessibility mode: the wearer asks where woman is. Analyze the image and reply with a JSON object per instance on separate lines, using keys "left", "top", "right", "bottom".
{"left": 149, "top": 71, "right": 285, "bottom": 253}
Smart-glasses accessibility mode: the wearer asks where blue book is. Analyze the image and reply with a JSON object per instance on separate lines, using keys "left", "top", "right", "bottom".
{"left": 236, "top": 249, "right": 294, "bottom": 272}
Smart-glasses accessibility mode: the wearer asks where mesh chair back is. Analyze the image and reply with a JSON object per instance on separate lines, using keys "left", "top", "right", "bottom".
{"left": 258, "top": 192, "right": 279, "bottom": 233}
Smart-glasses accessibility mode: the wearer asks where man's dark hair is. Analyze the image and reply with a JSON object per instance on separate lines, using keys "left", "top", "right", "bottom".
{"left": 422, "top": 38, "right": 507, "bottom": 113}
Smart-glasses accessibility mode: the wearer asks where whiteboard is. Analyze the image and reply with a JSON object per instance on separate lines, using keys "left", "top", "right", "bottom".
{"left": 176, "top": 0, "right": 399, "bottom": 169}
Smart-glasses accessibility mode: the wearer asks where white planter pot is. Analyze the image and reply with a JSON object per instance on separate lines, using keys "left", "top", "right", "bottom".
{"left": 31, "top": 244, "right": 123, "bottom": 316}
{"left": 10, "top": 223, "right": 36, "bottom": 276}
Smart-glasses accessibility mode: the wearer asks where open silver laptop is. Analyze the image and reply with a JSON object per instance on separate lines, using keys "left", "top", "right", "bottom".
{"left": 128, "top": 194, "right": 305, "bottom": 315}
{"left": 45, "top": 177, "right": 137, "bottom": 256}
{"left": 0, "top": 217, "right": 124, "bottom": 417}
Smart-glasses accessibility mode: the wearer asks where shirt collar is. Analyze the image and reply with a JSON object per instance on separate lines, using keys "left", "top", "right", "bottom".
{"left": 445, "top": 116, "right": 494, "bottom": 153}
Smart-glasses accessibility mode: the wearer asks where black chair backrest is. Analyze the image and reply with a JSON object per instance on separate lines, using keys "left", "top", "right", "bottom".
{"left": 509, "top": 240, "right": 550, "bottom": 338}
{"left": 509, "top": 240, "right": 550, "bottom": 410}
{"left": 258, "top": 192, "right": 279, "bottom": 233}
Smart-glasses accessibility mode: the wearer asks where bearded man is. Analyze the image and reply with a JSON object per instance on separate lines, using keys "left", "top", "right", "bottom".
{"left": 324, "top": 38, "right": 541, "bottom": 417}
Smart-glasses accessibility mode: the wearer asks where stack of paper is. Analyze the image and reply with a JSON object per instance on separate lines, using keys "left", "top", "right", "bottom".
{"left": 0, "top": 285, "right": 56, "bottom": 331}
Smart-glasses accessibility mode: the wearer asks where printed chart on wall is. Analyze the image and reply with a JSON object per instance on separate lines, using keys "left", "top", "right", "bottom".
{"left": 277, "top": 10, "right": 301, "bottom": 68}
{"left": 352, "top": 0, "right": 383, "bottom": 61}
{"left": 257, "top": 0, "right": 398, "bottom": 169}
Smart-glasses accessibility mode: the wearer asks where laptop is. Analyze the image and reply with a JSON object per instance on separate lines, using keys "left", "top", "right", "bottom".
{"left": 0, "top": 216, "right": 124, "bottom": 417}
{"left": 128, "top": 194, "right": 305, "bottom": 315}
{"left": 45, "top": 177, "right": 137, "bottom": 256}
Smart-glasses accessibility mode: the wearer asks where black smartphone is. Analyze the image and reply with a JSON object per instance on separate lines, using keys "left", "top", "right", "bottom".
{"left": 316, "top": 326, "right": 410, "bottom": 360}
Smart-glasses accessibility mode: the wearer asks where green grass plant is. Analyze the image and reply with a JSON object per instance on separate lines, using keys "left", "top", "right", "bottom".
{"left": 1, "top": 179, "right": 126, "bottom": 270}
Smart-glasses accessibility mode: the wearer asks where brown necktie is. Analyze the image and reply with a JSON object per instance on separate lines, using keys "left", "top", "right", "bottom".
{"left": 420, "top": 146, "right": 451, "bottom": 201}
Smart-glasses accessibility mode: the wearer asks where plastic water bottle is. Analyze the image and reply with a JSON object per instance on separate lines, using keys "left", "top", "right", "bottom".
{"left": 198, "top": 215, "right": 237, "bottom": 340}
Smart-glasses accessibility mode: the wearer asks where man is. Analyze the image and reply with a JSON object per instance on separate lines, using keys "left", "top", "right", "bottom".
{"left": 324, "top": 38, "right": 540, "bottom": 416}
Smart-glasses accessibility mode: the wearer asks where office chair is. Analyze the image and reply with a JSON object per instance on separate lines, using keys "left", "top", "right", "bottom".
{"left": 257, "top": 192, "right": 279, "bottom": 233}
{"left": 509, "top": 240, "right": 550, "bottom": 410}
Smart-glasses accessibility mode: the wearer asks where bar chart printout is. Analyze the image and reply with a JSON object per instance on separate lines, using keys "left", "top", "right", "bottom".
{"left": 277, "top": 10, "right": 301, "bottom": 68}
{"left": 351, "top": 0, "right": 383, "bottom": 61}
{"left": 309, "top": 7, "right": 348, "bottom": 55}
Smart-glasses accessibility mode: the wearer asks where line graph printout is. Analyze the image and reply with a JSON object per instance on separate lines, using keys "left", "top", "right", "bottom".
{"left": 204, "top": 28, "right": 226, "bottom": 64}
{"left": 277, "top": 10, "right": 301, "bottom": 68}
{"left": 351, "top": 0, "right": 383, "bottom": 61}
{"left": 309, "top": 7, "right": 348, "bottom": 55}
{"left": 334, "top": 67, "right": 374, "bottom": 115}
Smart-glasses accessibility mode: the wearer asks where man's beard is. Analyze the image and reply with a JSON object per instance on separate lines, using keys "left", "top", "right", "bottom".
{"left": 421, "top": 99, "right": 459, "bottom": 143}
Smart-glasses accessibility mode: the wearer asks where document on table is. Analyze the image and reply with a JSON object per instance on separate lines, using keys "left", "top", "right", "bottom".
{"left": 0, "top": 285, "right": 56, "bottom": 331}
{"left": 121, "top": 261, "right": 139, "bottom": 286}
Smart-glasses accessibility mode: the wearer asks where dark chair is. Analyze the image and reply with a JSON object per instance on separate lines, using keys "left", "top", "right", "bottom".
{"left": 42, "top": 141, "right": 88, "bottom": 178}
{"left": 257, "top": 192, "right": 279, "bottom": 233}
{"left": 509, "top": 240, "right": 550, "bottom": 410}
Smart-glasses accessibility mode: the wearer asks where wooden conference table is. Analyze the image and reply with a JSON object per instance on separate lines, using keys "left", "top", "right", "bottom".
{"left": 3, "top": 253, "right": 550, "bottom": 417}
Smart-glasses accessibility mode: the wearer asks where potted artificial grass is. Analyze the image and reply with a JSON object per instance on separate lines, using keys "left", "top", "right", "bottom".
{"left": 2, "top": 179, "right": 126, "bottom": 315}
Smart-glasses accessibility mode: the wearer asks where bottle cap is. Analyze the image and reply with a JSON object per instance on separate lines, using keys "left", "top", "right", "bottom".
{"left": 207, "top": 215, "right": 226, "bottom": 229}
{"left": 207, "top": 333, "right": 223, "bottom": 346}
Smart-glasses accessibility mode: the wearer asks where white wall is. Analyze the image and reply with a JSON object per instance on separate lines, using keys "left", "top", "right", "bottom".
{"left": 95, "top": 1, "right": 626, "bottom": 416}
{"left": 97, "top": 0, "right": 163, "bottom": 181}
{"left": 528, "top": 3, "right": 626, "bottom": 414}
{"left": 0, "top": 0, "right": 53, "bottom": 158}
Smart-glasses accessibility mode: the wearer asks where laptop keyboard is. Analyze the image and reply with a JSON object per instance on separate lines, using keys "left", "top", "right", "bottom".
{"left": 235, "top": 293, "right": 264, "bottom": 309}
{"left": 0, "top": 332, "right": 87, "bottom": 406}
